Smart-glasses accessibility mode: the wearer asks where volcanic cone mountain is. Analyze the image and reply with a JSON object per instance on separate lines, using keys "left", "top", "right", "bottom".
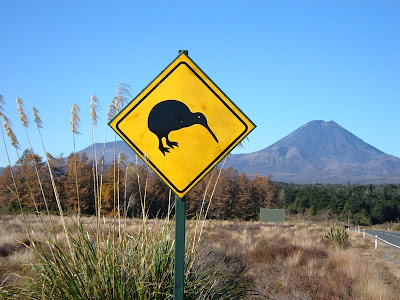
{"left": 224, "top": 120, "right": 400, "bottom": 184}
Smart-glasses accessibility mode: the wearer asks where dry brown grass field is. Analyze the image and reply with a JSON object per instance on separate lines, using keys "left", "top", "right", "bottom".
{"left": 2, "top": 86, "right": 400, "bottom": 299}
{"left": 0, "top": 214, "right": 399, "bottom": 299}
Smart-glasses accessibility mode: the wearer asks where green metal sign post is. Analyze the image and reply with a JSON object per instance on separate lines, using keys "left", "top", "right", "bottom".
{"left": 174, "top": 195, "right": 185, "bottom": 299}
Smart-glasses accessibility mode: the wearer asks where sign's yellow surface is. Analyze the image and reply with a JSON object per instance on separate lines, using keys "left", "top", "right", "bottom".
{"left": 109, "top": 52, "right": 255, "bottom": 197}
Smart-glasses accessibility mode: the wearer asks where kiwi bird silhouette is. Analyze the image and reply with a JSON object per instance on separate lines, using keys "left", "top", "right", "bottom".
{"left": 148, "top": 100, "right": 219, "bottom": 155}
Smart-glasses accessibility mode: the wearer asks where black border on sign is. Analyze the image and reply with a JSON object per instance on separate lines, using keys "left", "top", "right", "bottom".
{"left": 115, "top": 62, "right": 249, "bottom": 194}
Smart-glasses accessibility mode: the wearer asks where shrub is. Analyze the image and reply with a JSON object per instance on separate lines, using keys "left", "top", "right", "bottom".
{"left": 324, "top": 226, "right": 352, "bottom": 248}
{"left": 390, "top": 223, "right": 400, "bottom": 231}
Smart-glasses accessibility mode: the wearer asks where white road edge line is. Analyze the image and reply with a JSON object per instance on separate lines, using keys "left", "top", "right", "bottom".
{"left": 365, "top": 232, "right": 400, "bottom": 249}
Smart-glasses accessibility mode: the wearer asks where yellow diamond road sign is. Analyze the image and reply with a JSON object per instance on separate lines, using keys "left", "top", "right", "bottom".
{"left": 109, "top": 52, "right": 255, "bottom": 197}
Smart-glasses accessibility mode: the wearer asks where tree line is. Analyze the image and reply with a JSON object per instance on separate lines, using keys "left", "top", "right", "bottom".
{"left": 0, "top": 150, "right": 278, "bottom": 220}
{"left": 279, "top": 183, "right": 400, "bottom": 225}
{"left": 1, "top": 149, "right": 399, "bottom": 225}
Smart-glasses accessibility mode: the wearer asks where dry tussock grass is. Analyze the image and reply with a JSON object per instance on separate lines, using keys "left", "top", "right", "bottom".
{"left": 198, "top": 220, "right": 399, "bottom": 299}
{"left": 1, "top": 216, "right": 399, "bottom": 299}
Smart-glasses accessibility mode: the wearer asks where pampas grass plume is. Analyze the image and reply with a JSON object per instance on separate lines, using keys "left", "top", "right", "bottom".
{"left": 70, "top": 104, "right": 81, "bottom": 134}
{"left": 16, "top": 97, "right": 29, "bottom": 128}
{"left": 3, "top": 121, "right": 19, "bottom": 149}
{"left": 32, "top": 107, "right": 43, "bottom": 129}
{"left": 90, "top": 94, "right": 99, "bottom": 126}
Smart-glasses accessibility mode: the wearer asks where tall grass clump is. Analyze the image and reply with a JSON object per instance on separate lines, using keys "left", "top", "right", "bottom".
{"left": 325, "top": 225, "right": 353, "bottom": 247}
{"left": 6, "top": 219, "right": 240, "bottom": 299}
{"left": 0, "top": 90, "right": 247, "bottom": 299}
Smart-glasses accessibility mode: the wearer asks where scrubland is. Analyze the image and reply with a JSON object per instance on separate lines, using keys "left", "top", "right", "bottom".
{"left": 1, "top": 91, "right": 399, "bottom": 298}
{"left": 0, "top": 214, "right": 399, "bottom": 299}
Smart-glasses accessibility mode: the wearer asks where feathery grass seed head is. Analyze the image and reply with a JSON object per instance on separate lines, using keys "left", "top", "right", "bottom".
{"left": 0, "top": 97, "right": 10, "bottom": 123}
{"left": 90, "top": 94, "right": 99, "bottom": 126}
{"left": 107, "top": 99, "right": 118, "bottom": 121}
{"left": 16, "top": 97, "right": 29, "bottom": 128}
{"left": 0, "top": 95, "right": 7, "bottom": 118}
{"left": 0, "top": 111, "right": 10, "bottom": 124}
{"left": 114, "top": 83, "right": 132, "bottom": 112}
{"left": 3, "top": 121, "right": 19, "bottom": 148}
{"left": 70, "top": 104, "right": 81, "bottom": 134}
{"left": 118, "top": 153, "right": 127, "bottom": 165}
{"left": 126, "top": 162, "right": 136, "bottom": 176}
{"left": 46, "top": 152, "right": 57, "bottom": 167}
{"left": 112, "top": 97, "right": 121, "bottom": 113}
{"left": 32, "top": 107, "right": 43, "bottom": 128}
{"left": 0, "top": 96, "right": 12, "bottom": 131}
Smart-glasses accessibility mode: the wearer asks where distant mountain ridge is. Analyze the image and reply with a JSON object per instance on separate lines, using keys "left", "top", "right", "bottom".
{"left": 224, "top": 120, "right": 400, "bottom": 184}
{"left": 78, "top": 120, "right": 400, "bottom": 184}
{"left": 79, "top": 142, "right": 139, "bottom": 166}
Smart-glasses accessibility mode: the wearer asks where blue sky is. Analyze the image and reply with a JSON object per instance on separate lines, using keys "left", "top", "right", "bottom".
{"left": 1, "top": 0, "right": 399, "bottom": 167}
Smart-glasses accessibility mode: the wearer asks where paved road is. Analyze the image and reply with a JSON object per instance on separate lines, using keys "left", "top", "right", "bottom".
{"left": 364, "top": 230, "right": 400, "bottom": 249}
